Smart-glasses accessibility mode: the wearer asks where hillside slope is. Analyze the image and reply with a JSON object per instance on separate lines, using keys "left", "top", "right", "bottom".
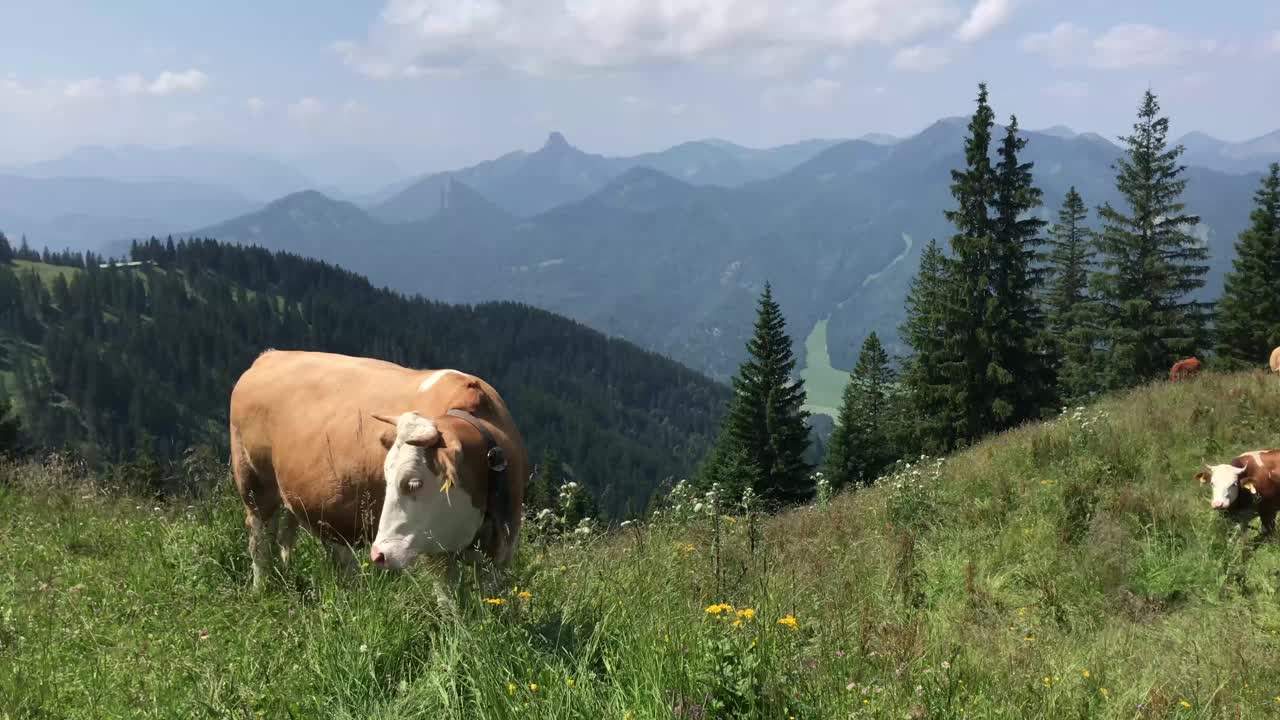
{"left": 6, "top": 370, "right": 1280, "bottom": 717}
{"left": 0, "top": 241, "right": 730, "bottom": 516}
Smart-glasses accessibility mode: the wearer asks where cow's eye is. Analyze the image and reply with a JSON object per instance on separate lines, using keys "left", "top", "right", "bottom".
{"left": 404, "top": 477, "right": 423, "bottom": 493}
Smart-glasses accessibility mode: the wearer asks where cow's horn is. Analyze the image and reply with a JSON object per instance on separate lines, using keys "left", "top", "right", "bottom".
{"left": 371, "top": 413, "right": 397, "bottom": 426}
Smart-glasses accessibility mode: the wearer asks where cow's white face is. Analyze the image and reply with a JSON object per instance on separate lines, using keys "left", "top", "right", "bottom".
{"left": 1198, "top": 463, "right": 1248, "bottom": 510}
{"left": 369, "top": 411, "right": 484, "bottom": 570}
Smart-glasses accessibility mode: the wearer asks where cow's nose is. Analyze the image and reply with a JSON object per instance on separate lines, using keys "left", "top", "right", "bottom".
{"left": 371, "top": 547, "right": 387, "bottom": 567}
{"left": 1211, "top": 500, "right": 1226, "bottom": 509}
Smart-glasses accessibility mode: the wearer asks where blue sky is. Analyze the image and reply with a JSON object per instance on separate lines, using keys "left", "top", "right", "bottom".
{"left": 2, "top": 0, "right": 1278, "bottom": 173}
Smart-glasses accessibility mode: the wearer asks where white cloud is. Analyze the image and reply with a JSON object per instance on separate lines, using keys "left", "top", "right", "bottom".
{"left": 60, "top": 69, "right": 208, "bottom": 100}
{"left": 336, "top": 0, "right": 963, "bottom": 77}
{"left": 1017, "top": 22, "right": 1091, "bottom": 65}
{"left": 1091, "top": 24, "right": 1181, "bottom": 69}
{"left": 1019, "top": 22, "right": 1219, "bottom": 69}
{"left": 146, "top": 69, "right": 208, "bottom": 96}
{"left": 954, "top": 0, "right": 1015, "bottom": 43}
{"left": 891, "top": 44, "right": 950, "bottom": 72}
{"left": 246, "top": 97, "right": 267, "bottom": 117}
{"left": 762, "top": 77, "right": 842, "bottom": 112}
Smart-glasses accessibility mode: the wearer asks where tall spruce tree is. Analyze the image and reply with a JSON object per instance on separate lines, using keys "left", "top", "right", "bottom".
{"left": 934, "top": 82, "right": 1001, "bottom": 448}
{"left": 1043, "top": 187, "right": 1099, "bottom": 400}
{"left": 990, "top": 114, "right": 1052, "bottom": 421}
{"left": 899, "top": 238, "right": 960, "bottom": 453}
{"left": 1215, "top": 163, "right": 1280, "bottom": 367}
{"left": 704, "top": 282, "right": 812, "bottom": 507}
{"left": 1092, "top": 89, "right": 1209, "bottom": 388}
{"left": 823, "top": 332, "right": 895, "bottom": 491}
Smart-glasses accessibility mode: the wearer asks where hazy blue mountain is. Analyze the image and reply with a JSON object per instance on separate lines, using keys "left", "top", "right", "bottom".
{"left": 17, "top": 144, "right": 313, "bottom": 201}
{"left": 0, "top": 174, "right": 257, "bottom": 253}
{"left": 282, "top": 146, "right": 412, "bottom": 199}
{"left": 166, "top": 118, "right": 1264, "bottom": 389}
{"left": 1034, "top": 125, "right": 1077, "bottom": 139}
{"left": 1178, "top": 130, "right": 1280, "bottom": 174}
{"left": 371, "top": 132, "right": 845, "bottom": 223}
{"left": 856, "top": 133, "right": 901, "bottom": 145}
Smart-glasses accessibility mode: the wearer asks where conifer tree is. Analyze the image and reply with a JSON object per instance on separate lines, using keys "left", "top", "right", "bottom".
{"left": 990, "top": 114, "right": 1052, "bottom": 421}
{"left": 823, "top": 332, "right": 895, "bottom": 491}
{"left": 899, "top": 238, "right": 960, "bottom": 453}
{"left": 0, "top": 233, "right": 12, "bottom": 265}
{"left": 1043, "top": 187, "right": 1099, "bottom": 400}
{"left": 704, "top": 282, "right": 812, "bottom": 508}
{"left": 525, "top": 448, "right": 559, "bottom": 515}
{"left": 1092, "top": 89, "right": 1209, "bottom": 388}
{"left": 1215, "top": 163, "right": 1280, "bottom": 367}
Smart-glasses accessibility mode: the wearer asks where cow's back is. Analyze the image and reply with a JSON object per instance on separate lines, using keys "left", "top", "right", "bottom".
{"left": 230, "top": 350, "right": 427, "bottom": 545}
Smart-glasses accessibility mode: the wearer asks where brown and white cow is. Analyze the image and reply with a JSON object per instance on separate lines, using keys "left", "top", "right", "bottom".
{"left": 1269, "top": 346, "right": 1280, "bottom": 374}
{"left": 228, "top": 350, "right": 528, "bottom": 591}
{"left": 1194, "top": 450, "right": 1280, "bottom": 537}
{"left": 1169, "top": 357, "right": 1202, "bottom": 382}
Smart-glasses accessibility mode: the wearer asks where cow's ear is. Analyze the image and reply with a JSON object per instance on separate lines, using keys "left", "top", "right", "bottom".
{"left": 378, "top": 429, "right": 396, "bottom": 450}
{"left": 1242, "top": 479, "right": 1258, "bottom": 494}
{"left": 404, "top": 422, "right": 442, "bottom": 448}
{"left": 1195, "top": 469, "right": 1210, "bottom": 484}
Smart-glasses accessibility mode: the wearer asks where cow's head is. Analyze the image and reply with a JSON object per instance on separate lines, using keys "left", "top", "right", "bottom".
{"left": 368, "top": 411, "right": 481, "bottom": 570}
{"left": 1195, "top": 462, "right": 1256, "bottom": 510}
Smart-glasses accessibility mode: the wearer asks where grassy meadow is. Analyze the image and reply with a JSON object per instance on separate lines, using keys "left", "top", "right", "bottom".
{"left": 6, "top": 370, "right": 1280, "bottom": 718}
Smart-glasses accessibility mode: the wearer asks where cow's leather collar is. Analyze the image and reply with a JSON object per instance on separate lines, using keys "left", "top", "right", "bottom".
{"left": 445, "top": 409, "right": 511, "bottom": 548}
{"left": 446, "top": 408, "right": 508, "bottom": 473}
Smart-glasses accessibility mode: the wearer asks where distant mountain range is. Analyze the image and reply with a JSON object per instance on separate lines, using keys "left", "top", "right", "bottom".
{"left": 4, "top": 122, "right": 1276, "bottom": 408}
{"left": 116, "top": 123, "right": 1260, "bottom": 402}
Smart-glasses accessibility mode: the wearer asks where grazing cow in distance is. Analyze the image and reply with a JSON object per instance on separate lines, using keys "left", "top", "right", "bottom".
{"left": 1169, "top": 357, "right": 1202, "bottom": 382}
{"left": 228, "top": 349, "right": 528, "bottom": 593}
{"left": 1269, "top": 346, "right": 1280, "bottom": 374}
{"left": 1195, "top": 450, "right": 1280, "bottom": 537}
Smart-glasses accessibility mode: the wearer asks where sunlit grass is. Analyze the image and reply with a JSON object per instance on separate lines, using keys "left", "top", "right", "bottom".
{"left": 5, "top": 370, "right": 1280, "bottom": 717}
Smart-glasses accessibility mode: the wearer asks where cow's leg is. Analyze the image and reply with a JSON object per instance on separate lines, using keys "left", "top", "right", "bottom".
{"left": 246, "top": 508, "right": 277, "bottom": 591}
{"left": 230, "top": 425, "right": 281, "bottom": 592}
{"left": 277, "top": 510, "right": 299, "bottom": 568}
{"left": 1260, "top": 508, "right": 1277, "bottom": 538}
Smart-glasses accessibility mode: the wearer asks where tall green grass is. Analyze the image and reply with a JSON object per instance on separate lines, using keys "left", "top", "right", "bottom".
{"left": 5, "top": 370, "right": 1280, "bottom": 718}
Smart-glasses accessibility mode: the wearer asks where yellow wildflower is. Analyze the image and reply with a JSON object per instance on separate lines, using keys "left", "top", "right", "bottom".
{"left": 483, "top": 597, "right": 505, "bottom": 605}
{"left": 1180, "top": 700, "right": 1191, "bottom": 709}
{"left": 566, "top": 678, "right": 575, "bottom": 687}
{"left": 777, "top": 614, "right": 798, "bottom": 630}
{"left": 518, "top": 590, "right": 533, "bottom": 601}
{"left": 736, "top": 608, "right": 756, "bottom": 621}
{"left": 1023, "top": 635, "right": 1035, "bottom": 642}
{"left": 1100, "top": 688, "right": 1110, "bottom": 698}
{"left": 507, "top": 683, "right": 516, "bottom": 695}
{"left": 625, "top": 713, "right": 635, "bottom": 720}
{"left": 705, "top": 602, "right": 733, "bottom": 615}
{"left": 1042, "top": 676, "right": 1051, "bottom": 687}
{"left": 530, "top": 683, "right": 539, "bottom": 693}
{"left": 1082, "top": 669, "right": 1090, "bottom": 679}
{"left": 732, "top": 619, "right": 743, "bottom": 628}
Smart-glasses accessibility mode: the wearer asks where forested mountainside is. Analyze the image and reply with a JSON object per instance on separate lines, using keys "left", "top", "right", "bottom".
{"left": 183, "top": 120, "right": 1264, "bottom": 383}
{"left": 0, "top": 235, "right": 730, "bottom": 517}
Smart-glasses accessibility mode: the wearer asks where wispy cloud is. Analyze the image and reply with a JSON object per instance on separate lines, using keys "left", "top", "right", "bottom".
{"left": 954, "top": 0, "right": 1015, "bottom": 43}
{"left": 1019, "top": 22, "right": 1220, "bottom": 69}
{"left": 60, "top": 69, "right": 208, "bottom": 100}
{"left": 891, "top": 45, "right": 950, "bottom": 72}
{"left": 335, "top": 0, "right": 963, "bottom": 78}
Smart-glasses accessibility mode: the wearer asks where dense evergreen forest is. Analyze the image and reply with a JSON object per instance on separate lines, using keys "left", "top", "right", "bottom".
{"left": 0, "top": 234, "right": 729, "bottom": 517}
